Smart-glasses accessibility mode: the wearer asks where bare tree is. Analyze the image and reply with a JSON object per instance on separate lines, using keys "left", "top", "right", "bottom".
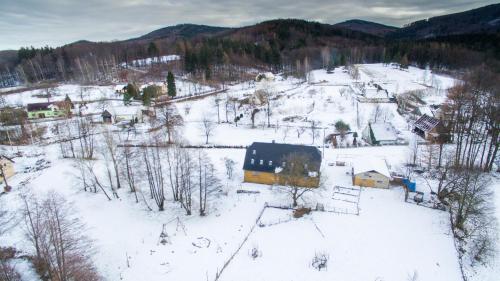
{"left": 121, "top": 145, "right": 139, "bottom": 203}
{"left": 178, "top": 149, "right": 194, "bottom": 215}
{"left": 22, "top": 192, "right": 101, "bottom": 281}
{"left": 309, "top": 121, "right": 320, "bottom": 145}
{"left": 142, "top": 142, "right": 165, "bottom": 211}
{"left": 0, "top": 260, "right": 21, "bottom": 281}
{"left": 224, "top": 157, "right": 236, "bottom": 180}
{"left": 196, "top": 151, "right": 219, "bottom": 216}
{"left": 76, "top": 117, "right": 95, "bottom": 159}
{"left": 158, "top": 104, "right": 182, "bottom": 144}
{"left": 166, "top": 145, "right": 182, "bottom": 202}
{"left": 280, "top": 153, "right": 320, "bottom": 207}
{"left": 200, "top": 117, "right": 215, "bottom": 145}
{"left": 101, "top": 129, "right": 121, "bottom": 192}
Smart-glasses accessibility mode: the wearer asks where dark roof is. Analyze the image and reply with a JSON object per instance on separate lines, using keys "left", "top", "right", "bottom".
{"left": 243, "top": 142, "right": 321, "bottom": 173}
{"left": 27, "top": 102, "right": 52, "bottom": 111}
{"left": 101, "top": 110, "right": 112, "bottom": 118}
{"left": 414, "top": 114, "right": 440, "bottom": 132}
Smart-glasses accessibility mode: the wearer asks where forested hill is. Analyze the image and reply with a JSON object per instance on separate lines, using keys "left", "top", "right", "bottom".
{"left": 389, "top": 3, "right": 500, "bottom": 39}
{"left": 131, "top": 24, "right": 232, "bottom": 41}
{"left": 333, "top": 19, "right": 399, "bottom": 37}
{"left": 1, "top": 4, "right": 500, "bottom": 86}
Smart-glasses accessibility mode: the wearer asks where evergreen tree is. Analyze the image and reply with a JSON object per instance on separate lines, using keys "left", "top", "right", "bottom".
{"left": 167, "top": 72, "right": 176, "bottom": 97}
{"left": 340, "top": 53, "right": 347, "bottom": 66}
{"left": 123, "top": 91, "right": 132, "bottom": 105}
{"left": 147, "top": 42, "right": 159, "bottom": 62}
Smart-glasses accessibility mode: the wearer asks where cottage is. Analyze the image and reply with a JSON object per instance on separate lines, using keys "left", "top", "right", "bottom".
{"left": 243, "top": 142, "right": 322, "bottom": 188}
{"left": 362, "top": 122, "right": 400, "bottom": 145}
{"left": 0, "top": 155, "right": 15, "bottom": 184}
{"left": 27, "top": 102, "right": 67, "bottom": 119}
{"left": 352, "top": 157, "right": 391, "bottom": 188}
{"left": 413, "top": 114, "right": 440, "bottom": 140}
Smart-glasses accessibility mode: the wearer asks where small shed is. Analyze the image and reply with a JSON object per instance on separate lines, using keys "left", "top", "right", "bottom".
{"left": 413, "top": 114, "right": 440, "bottom": 140}
{"left": 352, "top": 157, "right": 391, "bottom": 188}
{"left": 101, "top": 110, "right": 112, "bottom": 123}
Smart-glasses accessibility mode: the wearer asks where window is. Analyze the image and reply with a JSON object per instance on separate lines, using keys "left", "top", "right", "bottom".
{"left": 269, "top": 161, "right": 273, "bottom": 166}
{"left": 251, "top": 159, "right": 255, "bottom": 165}
{"left": 259, "top": 159, "right": 263, "bottom": 165}
{"left": 252, "top": 149, "right": 256, "bottom": 155}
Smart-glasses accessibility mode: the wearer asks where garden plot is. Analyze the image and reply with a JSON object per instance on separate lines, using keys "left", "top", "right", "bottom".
{"left": 219, "top": 188, "right": 462, "bottom": 281}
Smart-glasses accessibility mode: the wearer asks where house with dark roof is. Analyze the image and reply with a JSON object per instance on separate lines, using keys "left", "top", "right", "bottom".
{"left": 26, "top": 102, "right": 68, "bottom": 119}
{"left": 242, "top": 142, "right": 322, "bottom": 188}
{"left": 412, "top": 114, "right": 440, "bottom": 140}
{"left": 101, "top": 110, "right": 112, "bottom": 123}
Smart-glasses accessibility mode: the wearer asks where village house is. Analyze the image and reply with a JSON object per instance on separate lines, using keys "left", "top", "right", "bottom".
{"left": 352, "top": 157, "right": 391, "bottom": 188}
{"left": 100, "top": 108, "right": 142, "bottom": 124}
{"left": 243, "top": 142, "right": 322, "bottom": 188}
{"left": 362, "top": 122, "right": 401, "bottom": 145}
{"left": 0, "top": 155, "right": 15, "bottom": 184}
{"left": 412, "top": 114, "right": 440, "bottom": 140}
{"left": 26, "top": 102, "right": 71, "bottom": 119}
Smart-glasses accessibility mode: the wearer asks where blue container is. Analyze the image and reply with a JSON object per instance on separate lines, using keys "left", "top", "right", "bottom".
{"left": 403, "top": 178, "right": 417, "bottom": 192}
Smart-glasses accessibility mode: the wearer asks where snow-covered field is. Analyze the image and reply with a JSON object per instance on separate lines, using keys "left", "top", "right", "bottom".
{"left": 1, "top": 64, "right": 498, "bottom": 281}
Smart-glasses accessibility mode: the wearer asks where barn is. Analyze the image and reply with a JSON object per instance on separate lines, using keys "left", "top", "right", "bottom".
{"left": 243, "top": 142, "right": 322, "bottom": 188}
{"left": 352, "top": 157, "right": 391, "bottom": 188}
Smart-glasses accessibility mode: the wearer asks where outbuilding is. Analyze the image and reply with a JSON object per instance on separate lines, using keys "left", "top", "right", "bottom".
{"left": 352, "top": 157, "right": 391, "bottom": 188}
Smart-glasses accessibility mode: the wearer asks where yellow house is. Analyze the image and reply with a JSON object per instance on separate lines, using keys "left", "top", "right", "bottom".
{"left": 352, "top": 157, "right": 391, "bottom": 188}
{"left": 243, "top": 142, "right": 322, "bottom": 188}
{"left": 0, "top": 156, "right": 15, "bottom": 184}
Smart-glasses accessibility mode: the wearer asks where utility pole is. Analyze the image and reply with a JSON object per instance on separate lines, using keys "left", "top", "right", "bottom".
{"left": 322, "top": 127, "right": 325, "bottom": 158}
{"left": 356, "top": 101, "right": 360, "bottom": 129}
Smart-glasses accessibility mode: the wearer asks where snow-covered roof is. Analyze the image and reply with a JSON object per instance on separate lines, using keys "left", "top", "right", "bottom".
{"left": 110, "top": 106, "right": 141, "bottom": 116}
{"left": 370, "top": 123, "right": 398, "bottom": 141}
{"left": 353, "top": 157, "right": 391, "bottom": 178}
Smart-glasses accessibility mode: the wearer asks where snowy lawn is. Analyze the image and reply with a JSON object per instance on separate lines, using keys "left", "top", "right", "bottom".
{"left": 221, "top": 188, "right": 461, "bottom": 281}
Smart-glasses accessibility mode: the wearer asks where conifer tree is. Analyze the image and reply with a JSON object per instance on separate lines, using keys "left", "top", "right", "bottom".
{"left": 167, "top": 72, "right": 176, "bottom": 97}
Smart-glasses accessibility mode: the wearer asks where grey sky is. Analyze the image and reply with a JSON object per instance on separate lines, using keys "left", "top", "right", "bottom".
{"left": 0, "top": 0, "right": 496, "bottom": 50}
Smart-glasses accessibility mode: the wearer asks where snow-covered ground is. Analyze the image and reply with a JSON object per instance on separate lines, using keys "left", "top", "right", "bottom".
{"left": 1, "top": 63, "right": 497, "bottom": 281}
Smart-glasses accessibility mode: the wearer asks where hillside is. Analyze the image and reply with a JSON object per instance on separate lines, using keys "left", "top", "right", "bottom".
{"left": 334, "top": 19, "right": 399, "bottom": 37}
{"left": 391, "top": 3, "right": 500, "bottom": 39}
{"left": 218, "top": 19, "right": 382, "bottom": 52}
{"left": 132, "top": 23, "right": 232, "bottom": 41}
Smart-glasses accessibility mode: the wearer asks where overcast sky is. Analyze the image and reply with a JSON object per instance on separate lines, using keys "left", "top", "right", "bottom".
{"left": 0, "top": 0, "right": 497, "bottom": 50}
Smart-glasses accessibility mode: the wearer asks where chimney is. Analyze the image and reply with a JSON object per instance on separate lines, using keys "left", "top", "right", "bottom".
{"left": 272, "top": 140, "right": 275, "bottom": 144}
